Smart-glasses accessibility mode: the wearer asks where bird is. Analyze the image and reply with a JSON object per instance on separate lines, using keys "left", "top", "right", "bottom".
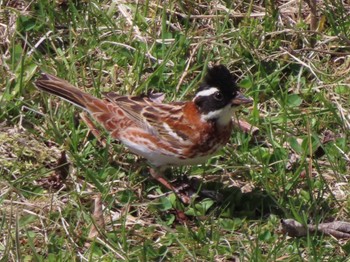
{"left": 34, "top": 65, "right": 253, "bottom": 203}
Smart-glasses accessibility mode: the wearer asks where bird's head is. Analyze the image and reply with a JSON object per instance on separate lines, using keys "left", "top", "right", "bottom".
{"left": 193, "top": 65, "right": 252, "bottom": 125}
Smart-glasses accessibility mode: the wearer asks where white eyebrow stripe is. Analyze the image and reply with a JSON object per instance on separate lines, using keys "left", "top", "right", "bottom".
{"left": 195, "top": 87, "right": 219, "bottom": 98}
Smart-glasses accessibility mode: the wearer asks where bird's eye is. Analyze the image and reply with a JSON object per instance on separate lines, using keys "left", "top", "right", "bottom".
{"left": 214, "top": 91, "right": 223, "bottom": 101}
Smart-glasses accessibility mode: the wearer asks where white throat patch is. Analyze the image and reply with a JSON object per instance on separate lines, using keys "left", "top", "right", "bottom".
{"left": 200, "top": 104, "right": 234, "bottom": 126}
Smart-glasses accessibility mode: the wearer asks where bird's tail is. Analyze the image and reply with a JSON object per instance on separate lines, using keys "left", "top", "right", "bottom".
{"left": 34, "top": 73, "right": 110, "bottom": 114}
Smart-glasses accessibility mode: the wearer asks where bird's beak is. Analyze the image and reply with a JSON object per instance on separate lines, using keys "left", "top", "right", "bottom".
{"left": 231, "top": 92, "right": 253, "bottom": 106}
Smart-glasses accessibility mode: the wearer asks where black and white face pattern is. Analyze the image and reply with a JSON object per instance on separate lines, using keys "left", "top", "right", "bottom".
{"left": 193, "top": 65, "right": 240, "bottom": 125}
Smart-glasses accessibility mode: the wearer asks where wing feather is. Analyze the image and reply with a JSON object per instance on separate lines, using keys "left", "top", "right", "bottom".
{"left": 103, "top": 92, "right": 190, "bottom": 146}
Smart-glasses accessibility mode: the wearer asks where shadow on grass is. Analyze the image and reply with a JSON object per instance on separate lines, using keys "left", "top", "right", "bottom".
{"left": 170, "top": 175, "right": 284, "bottom": 220}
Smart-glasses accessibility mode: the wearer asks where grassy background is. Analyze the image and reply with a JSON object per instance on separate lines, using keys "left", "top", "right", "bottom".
{"left": 1, "top": 0, "right": 350, "bottom": 261}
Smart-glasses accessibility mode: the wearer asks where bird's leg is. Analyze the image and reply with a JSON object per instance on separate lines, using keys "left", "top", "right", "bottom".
{"left": 150, "top": 167, "right": 191, "bottom": 204}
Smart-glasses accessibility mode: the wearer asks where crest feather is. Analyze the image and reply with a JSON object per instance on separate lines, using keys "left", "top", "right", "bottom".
{"left": 198, "top": 65, "right": 238, "bottom": 93}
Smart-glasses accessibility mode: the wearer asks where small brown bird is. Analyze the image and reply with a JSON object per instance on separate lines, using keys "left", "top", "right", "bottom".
{"left": 34, "top": 65, "right": 252, "bottom": 203}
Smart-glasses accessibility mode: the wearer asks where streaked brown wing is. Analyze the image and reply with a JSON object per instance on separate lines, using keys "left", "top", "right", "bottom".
{"left": 103, "top": 92, "right": 190, "bottom": 145}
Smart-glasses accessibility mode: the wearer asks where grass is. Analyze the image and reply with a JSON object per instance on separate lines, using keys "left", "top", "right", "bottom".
{"left": 1, "top": 0, "right": 350, "bottom": 261}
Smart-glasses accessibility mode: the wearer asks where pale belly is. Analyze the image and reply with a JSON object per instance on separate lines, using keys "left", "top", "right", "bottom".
{"left": 121, "top": 138, "right": 224, "bottom": 167}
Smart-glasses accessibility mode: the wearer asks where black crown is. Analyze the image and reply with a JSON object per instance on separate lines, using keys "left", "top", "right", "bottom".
{"left": 199, "top": 65, "right": 238, "bottom": 93}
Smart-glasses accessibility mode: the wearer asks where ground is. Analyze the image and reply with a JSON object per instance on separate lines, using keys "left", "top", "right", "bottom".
{"left": 1, "top": 0, "right": 350, "bottom": 261}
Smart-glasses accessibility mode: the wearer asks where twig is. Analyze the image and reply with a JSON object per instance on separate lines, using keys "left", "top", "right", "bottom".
{"left": 281, "top": 219, "right": 350, "bottom": 239}
{"left": 232, "top": 119, "right": 259, "bottom": 136}
{"left": 175, "top": 42, "right": 201, "bottom": 92}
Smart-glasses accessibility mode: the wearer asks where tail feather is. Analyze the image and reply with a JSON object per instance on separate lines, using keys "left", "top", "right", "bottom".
{"left": 34, "top": 73, "right": 100, "bottom": 112}
{"left": 34, "top": 73, "right": 123, "bottom": 135}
